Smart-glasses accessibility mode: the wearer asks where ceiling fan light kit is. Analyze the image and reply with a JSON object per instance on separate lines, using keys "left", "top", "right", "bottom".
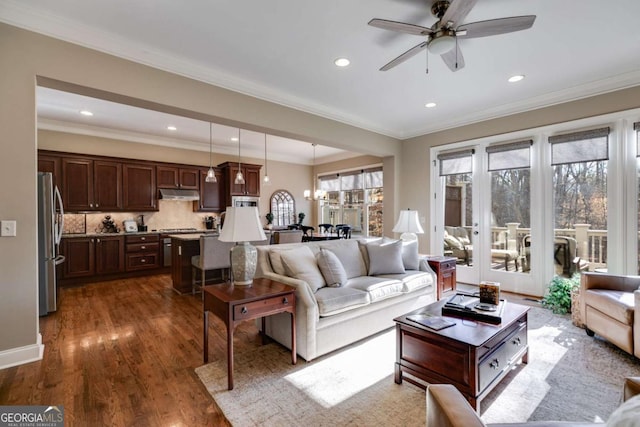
{"left": 369, "top": 0, "right": 535, "bottom": 73}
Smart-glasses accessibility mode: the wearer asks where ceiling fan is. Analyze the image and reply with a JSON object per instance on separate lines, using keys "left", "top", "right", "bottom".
{"left": 368, "top": 0, "right": 536, "bottom": 72}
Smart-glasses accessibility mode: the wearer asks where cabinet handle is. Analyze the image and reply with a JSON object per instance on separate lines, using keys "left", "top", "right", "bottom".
{"left": 141, "top": 246, "right": 146, "bottom": 249}
{"left": 95, "top": 203, "right": 99, "bottom": 208}
{"left": 96, "top": 238, "right": 100, "bottom": 243}
{"left": 282, "top": 297, "right": 289, "bottom": 305}
{"left": 141, "top": 237, "right": 146, "bottom": 241}
{"left": 512, "top": 337, "right": 522, "bottom": 346}
{"left": 241, "top": 306, "right": 248, "bottom": 314}
{"left": 489, "top": 359, "right": 500, "bottom": 370}
{"left": 141, "top": 259, "right": 146, "bottom": 263}
{"left": 90, "top": 203, "right": 94, "bottom": 208}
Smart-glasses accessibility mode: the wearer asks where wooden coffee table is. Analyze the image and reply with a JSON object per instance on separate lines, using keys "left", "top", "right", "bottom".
{"left": 394, "top": 298, "right": 529, "bottom": 410}
{"left": 203, "top": 278, "right": 297, "bottom": 390}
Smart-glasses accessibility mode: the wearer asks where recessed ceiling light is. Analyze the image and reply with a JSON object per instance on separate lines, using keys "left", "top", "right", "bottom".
{"left": 231, "top": 137, "right": 239, "bottom": 142}
{"left": 334, "top": 58, "right": 350, "bottom": 67}
{"left": 425, "top": 102, "right": 437, "bottom": 108}
{"left": 167, "top": 125, "right": 177, "bottom": 131}
{"left": 508, "top": 74, "right": 525, "bottom": 83}
{"left": 79, "top": 110, "right": 93, "bottom": 116}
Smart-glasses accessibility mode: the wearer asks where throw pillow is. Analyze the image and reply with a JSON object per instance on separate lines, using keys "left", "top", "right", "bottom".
{"left": 280, "top": 246, "right": 326, "bottom": 292}
{"left": 319, "top": 240, "right": 367, "bottom": 279}
{"left": 444, "top": 235, "right": 463, "bottom": 250}
{"left": 316, "top": 249, "right": 348, "bottom": 287}
{"left": 606, "top": 394, "right": 640, "bottom": 427}
{"left": 367, "top": 239, "right": 405, "bottom": 275}
{"left": 401, "top": 240, "right": 420, "bottom": 270}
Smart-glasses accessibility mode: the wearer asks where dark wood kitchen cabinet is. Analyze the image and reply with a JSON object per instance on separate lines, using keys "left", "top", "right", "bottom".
{"left": 157, "top": 165, "right": 199, "bottom": 190}
{"left": 61, "top": 157, "right": 122, "bottom": 211}
{"left": 123, "top": 163, "right": 157, "bottom": 211}
{"left": 125, "top": 234, "right": 160, "bottom": 271}
{"left": 61, "top": 235, "right": 124, "bottom": 279}
{"left": 195, "top": 167, "right": 224, "bottom": 212}
{"left": 37, "top": 153, "right": 61, "bottom": 186}
{"left": 218, "top": 162, "right": 261, "bottom": 200}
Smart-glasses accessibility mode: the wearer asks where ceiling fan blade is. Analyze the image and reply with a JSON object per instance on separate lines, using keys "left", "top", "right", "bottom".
{"left": 457, "top": 15, "right": 536, "bottom": 39}
{"left": 380, "top": 41, "right": 429, "bottom": 71}
{"left": 441, "top": 44, "right": 465, "bottom": 72}
{"left": 368, "top": 18, "right": 432, "bottom": 36}
{"left": 440, "top": 0, "right": 478, "bottom": 28}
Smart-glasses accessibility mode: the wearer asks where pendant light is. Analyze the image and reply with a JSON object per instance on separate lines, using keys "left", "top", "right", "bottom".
{"left": 263, "top": 133, "right": 271, "bottom": 186}
{"left": 205, "top": 122, "right": 217, "bottom": 183}
{"left": 304, "top": 143, "right": 326, "bottom": 201}
{"left": 234, "top": 128, "right": 245, "bottom": 185}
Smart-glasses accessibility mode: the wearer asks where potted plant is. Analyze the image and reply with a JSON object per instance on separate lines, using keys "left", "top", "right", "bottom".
{"left": 541, "top": 273, "right": 580, "bottom": 315}
{"left": 265, "top": 212, "right": 274, "bottom": 229}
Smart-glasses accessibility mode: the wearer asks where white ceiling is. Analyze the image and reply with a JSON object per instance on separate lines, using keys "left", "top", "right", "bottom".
{"left": 4, "top": 0, "right": 640, "bottom": 160}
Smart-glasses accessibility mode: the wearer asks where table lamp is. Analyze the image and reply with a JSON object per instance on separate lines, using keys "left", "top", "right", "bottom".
{"left": 392, "top": 209, "right": 424, "bottom": 242}
{"left": 218, "top": 206, "right": 267, "bottom": 285}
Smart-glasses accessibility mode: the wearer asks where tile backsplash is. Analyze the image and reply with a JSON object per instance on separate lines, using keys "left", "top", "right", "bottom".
{"left": 64, "top": 200, "right": 220, "bottom": 234}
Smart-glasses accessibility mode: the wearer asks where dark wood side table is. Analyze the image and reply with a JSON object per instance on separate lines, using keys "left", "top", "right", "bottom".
{"left": 426, "top": 255, "right": 457, "bottom": 300}
{"left": 203, "top": 277, "right": 297, "bottom": 390}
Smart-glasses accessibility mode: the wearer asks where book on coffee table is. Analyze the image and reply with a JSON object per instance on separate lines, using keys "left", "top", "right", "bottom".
{"left": 406, "top": 314, "right": 455, "bottom": 331}
{"left": 442, "top": 293, "right": 506, "bottom": 324}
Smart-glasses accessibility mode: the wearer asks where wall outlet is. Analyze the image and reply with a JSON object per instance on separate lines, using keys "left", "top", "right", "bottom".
{"left": 1, "top": 220, "right": 17, "bottom": 237}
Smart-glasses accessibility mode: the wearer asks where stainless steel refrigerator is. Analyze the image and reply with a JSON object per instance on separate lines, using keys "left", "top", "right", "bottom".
{"left": 37, "top": 172, "right": 65, "bottom": 316}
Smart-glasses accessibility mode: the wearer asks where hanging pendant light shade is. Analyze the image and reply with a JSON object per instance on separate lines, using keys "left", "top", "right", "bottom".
{"left": 205, "top": 122, "right": 217, "bottom": 183}
{"left": 263, "top": 133, "right": 271, "bottom": 186}
{"left": 234, "top": 128, "right": 245, "bottom": 185}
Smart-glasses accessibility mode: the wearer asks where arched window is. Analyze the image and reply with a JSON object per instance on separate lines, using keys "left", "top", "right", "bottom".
{"left": 270, "top": 190, "right": 296, "bottom": 227}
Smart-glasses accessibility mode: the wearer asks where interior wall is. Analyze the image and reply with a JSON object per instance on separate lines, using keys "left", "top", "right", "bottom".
{"left": 0, "top": 22, "right": 400, "bottom": 364}
{"left": 399, "top": 85, "right": 640, "bottom": 254}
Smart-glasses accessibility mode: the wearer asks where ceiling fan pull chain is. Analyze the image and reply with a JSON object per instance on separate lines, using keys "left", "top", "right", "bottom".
{"left": 455, "top": 37, "right": 459, "bottom": 69}
{"left": 425, "top": 50, "right": 429, "bottom": 74}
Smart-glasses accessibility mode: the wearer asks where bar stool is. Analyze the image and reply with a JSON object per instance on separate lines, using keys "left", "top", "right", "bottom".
{"left": 191, "top": 235, "right": 234, "bottom": 294}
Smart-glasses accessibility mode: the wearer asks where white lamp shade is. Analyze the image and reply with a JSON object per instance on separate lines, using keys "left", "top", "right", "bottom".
{"left": 218, "top": 207, "right": 267, "bottom": 243}
{"left": 392, "top": 210, "right": 424, "bottom": 234}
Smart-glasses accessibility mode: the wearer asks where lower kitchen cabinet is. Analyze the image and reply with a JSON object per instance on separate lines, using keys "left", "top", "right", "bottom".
{"left": 125, "top": 234, "right": 160, "bottom": 271}
{"left": 61, "top": 235, "right": 124, "bottom": 279}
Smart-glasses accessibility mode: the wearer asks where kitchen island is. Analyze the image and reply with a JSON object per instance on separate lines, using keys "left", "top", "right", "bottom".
{"left": 169, "top": 232, "right": 270, "bottom": 294}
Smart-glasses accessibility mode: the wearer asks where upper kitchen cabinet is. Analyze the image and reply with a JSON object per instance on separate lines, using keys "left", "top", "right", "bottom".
{"left": 37, "top": 152, "right": 61, "bottom": 185}
{"left": 195, "top": 167, "right": 224, "bottom": 212}
{"left": 218, "top": 162, "right": 261, "bottom": 198}
{"left": 123, "top": 163, "right": 157, "bottom": 211}
{"left": 61, "top": 157, "right": 122, "bottom": 211}
{"left": 156, "top": 165, "right": 199, "bottom": 190}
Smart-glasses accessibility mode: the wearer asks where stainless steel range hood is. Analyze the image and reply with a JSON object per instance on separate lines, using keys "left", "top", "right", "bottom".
{"left": 159, "top": 189, "right": 200, "bottom": 201}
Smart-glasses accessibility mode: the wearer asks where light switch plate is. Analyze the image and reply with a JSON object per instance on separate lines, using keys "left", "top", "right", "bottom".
{"left": 1, "top": 220, "right": 17, "bottom": 237}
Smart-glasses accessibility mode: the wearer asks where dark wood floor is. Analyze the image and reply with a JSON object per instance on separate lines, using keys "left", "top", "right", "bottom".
{"left": 0, "top": 274, "right": 262, "bottom": 426}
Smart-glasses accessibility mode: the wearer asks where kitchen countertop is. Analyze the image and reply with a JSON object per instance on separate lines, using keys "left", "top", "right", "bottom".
{"left": 61, "top": 230, "right": 212, "bottom": 238}
{"left": 169, "top": 231, "right": 270, "bottom": 241}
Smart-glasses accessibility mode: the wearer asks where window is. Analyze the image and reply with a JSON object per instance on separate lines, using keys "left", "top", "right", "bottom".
{"left": 270, "top": 190, "right": 295, "bottom": 227}
{"left": 486, "top": 140, "right": 532, "bottom": 272}
{"left": 550, "top": 127, "right": 609, "bottom": 273}
{"left": 318, "top": 167, "right": 383, "bottom": 236}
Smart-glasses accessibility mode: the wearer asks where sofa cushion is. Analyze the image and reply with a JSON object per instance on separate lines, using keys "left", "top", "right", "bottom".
{"left": 346, "top": 276, "right": 404, "bottom": 302}
{"left": 367, "top": 239, "right": 405, "bottom": 275}
{"left": 280, "top": 246, "right": 326, "bottom": 293}
{"left": 315, "top": 286, "right": 370, "bottom": 317}
{"left": 444, "top": 234, "right": 464, "bottom": 250}
{"left": 316, "top": 248, "right": 347, "bottom": 288}
{"left": 319, "top": 240, "right": 366, "bottom": 279}
{"left": 584, "top": 289, "right": 635, "bottom": 325}
{"left": 378, "top": 271, "right": 433, "bottom": 293}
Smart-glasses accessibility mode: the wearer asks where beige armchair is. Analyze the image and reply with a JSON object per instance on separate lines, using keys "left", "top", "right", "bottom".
{"left": 444, "top": 226, "right": 473, "bottom": 265}
{"left": 426, "top": 377, "right": 640, "bottom": 426}
{"left": 579, "top": 272, "right": 640, "bottom": 358}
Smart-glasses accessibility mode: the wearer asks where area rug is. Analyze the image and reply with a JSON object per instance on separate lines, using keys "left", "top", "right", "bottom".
{"left": 196, "top": 307, "right": 640, "bottom": 426}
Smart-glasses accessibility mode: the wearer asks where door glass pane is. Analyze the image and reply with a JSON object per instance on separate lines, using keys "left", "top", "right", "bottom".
{"left": 553, "top": 161, "right": 607, "bottom": 275}
{"left": 443, "top": 173, "right": 473, "bottom": 266}
{"left": 366, "top": 188, "right": 383, "bottom": 237}
{"left": 490, "top": 169, "right": 530, "bottom": 272}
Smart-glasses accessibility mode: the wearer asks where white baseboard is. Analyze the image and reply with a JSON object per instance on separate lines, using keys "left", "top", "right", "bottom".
{"left": 0, "top": 333, "right": 44, "bottom": 370}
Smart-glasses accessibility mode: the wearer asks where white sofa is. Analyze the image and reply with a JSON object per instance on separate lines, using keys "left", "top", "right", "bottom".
{"left": 255, "top": 238, "right": 437, "bottom": 361}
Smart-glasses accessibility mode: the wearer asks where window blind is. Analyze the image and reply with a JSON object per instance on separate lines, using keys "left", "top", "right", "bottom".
{"left": 486, "top": 139, "right": 532, "bottom": 171}
{"left": 340, "top": 170, "right": 363, "bottom": 190}
{"left": 438, "top": 149, "right": 474, "bottom": 176}
{"left": 318, "top": 174, "right": 340, "bottom": 192}
{"left": 364, "top": 167, "right": 383, "bottom": 188}
{"left": 549, "top": 127, "right": 609, "bottom": 165}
